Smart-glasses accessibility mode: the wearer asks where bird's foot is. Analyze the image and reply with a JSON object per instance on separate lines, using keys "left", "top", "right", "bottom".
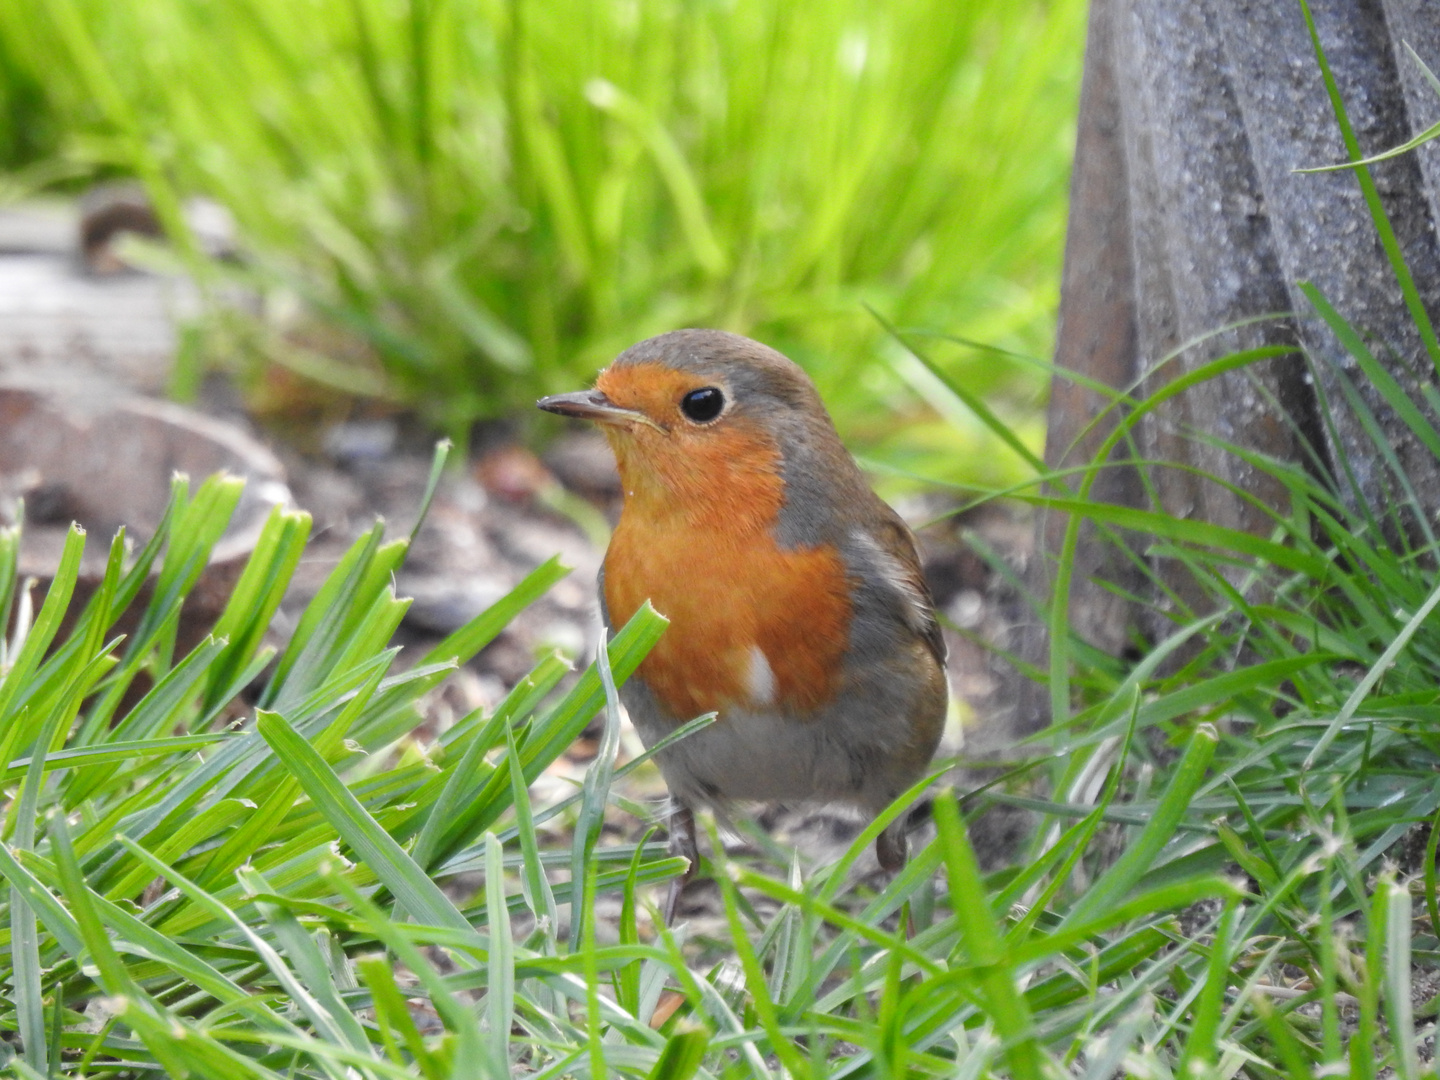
{"left": 877, "top": 813, "right": 921, "bottom": 938}
{"left": 876, "top": 817, "right": 909, "bottom": 874}
{"left": 661, "top": 805, "right": 699, "bottom": 925}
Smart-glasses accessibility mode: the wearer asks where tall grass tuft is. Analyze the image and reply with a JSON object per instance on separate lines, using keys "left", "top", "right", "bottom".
{"left": 0, "top": 0, "right": 1081, "bottom": 478}
{"left": 0, "top": 448, "right": 702, "bottom": 1075}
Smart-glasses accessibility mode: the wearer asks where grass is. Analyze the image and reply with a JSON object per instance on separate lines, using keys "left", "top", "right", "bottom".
{"left": 0, "top": 449, "right": 1432, "bottom": 1076}
{"left": 7, "top": 5, "right": 1440, "bottom": 1079}
{"left": 5, "top": 344, "right": 1440, "bottom": 1071}
{"left": 0, "top": 0, "right": 1081, "bottom": 485}
{"left": 0, "top": 464, "right": 1273, "bottom": 1076}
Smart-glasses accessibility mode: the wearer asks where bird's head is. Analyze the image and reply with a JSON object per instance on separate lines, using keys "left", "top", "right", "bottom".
{"left": 538, "top": 330, "right": 842, "bottom": 527}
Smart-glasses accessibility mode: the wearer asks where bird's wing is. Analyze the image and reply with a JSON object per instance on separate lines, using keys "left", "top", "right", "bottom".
{"left": 859, "top": 510, "right": 946, "bottom": 668}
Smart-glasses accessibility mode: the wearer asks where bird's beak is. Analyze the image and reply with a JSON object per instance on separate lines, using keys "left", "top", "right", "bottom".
{"left": 536, "top": 390, "right": 664, "bottom": 431}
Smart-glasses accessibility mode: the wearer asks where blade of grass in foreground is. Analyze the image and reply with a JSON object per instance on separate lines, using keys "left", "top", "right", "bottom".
{"left": 934, "top": 791, "right": 1043, "bottom": 1080}
{"left": 0, "top": 525, "right": 85, "bottom": 728}
{"left": 1381, "top": 875, "right": 1419, "bottom": 1080}
{"left": 1174, "top": 900, "right": 1238, "bottom": 1074}
{"left": 329, "top": 869, "right": 493, "bottom": 1080}
{"left": 428, "top": 603, "right": 668, "bottom": 864}
{"left": 257, "top": 709, "right": 473, "bottom": 934}
{"left": 568, "top": 627, "right": 624, "bottom": 950}
{"left": 116, "top": 837, "right": 375, "bottom": 1066}
{"left": 710, "top": 824, "right": 807, "bottom": 1080}
{"left": 485, "top": 832, "right": 516, "bottom": 1070}
{"left": 1062, "top": 723, "right": 1218, "bottom": 927}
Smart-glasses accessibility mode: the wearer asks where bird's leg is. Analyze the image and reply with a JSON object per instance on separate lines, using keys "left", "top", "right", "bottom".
{"left": 662, "top": 804, "right": 698, "bottom": 925}
{"left": 877, "top": 813, "right": 920, "bottom": 938}
{"left": 876, "top": 816, "right": 908, "bottom": 873}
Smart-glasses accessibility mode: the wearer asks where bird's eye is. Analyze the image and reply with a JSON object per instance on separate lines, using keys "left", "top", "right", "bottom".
{"left": 680, "top": 387, "right": 725, "bottom": 423}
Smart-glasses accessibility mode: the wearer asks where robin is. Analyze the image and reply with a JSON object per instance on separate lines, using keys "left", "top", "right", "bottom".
{"left": 538, "top": 329, "right": 947, "bottom": 921}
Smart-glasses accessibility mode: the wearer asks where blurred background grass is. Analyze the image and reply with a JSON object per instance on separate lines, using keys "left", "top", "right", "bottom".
{"left": 0, "top": 0, "right": 1084, "bottom": 488}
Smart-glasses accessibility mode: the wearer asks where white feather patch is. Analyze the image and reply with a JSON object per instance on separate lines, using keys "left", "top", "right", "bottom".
{"left": 746, "top": 645, "right": 777, "bottom": 706}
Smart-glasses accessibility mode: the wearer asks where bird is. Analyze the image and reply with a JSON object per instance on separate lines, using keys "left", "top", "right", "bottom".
{"left": 538, "top": 329, "right": 947, "bottom": 922}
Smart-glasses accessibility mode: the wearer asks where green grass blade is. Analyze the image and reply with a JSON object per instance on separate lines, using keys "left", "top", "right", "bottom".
{"left": 484, "top": 832, "right": 515, "bottom": 1070}
{"left": 0, "top": 521, "right": 19, "bottom": 668}
{"left": 933, "top": 791, "right": 1043, "bottom": 1080}
{"left": 409, "top": 439, "right": 452, "bottom": 545}
{"left": 877, "top": 309, "right": 1045, "bottom": 475}
{"left": 8, "top": 878, "right": 46, "bottom": 1075}
{"left": 263, "top": 521, "right": 385, "bottom": 708}
{"left": 115, "top": 836, "right": 375, "bottom": 1065}
{"left": 0, "top": 525, "right": 85, "bottom": 727}
{"left": 1297, "top": 0, "right": 1440, "bottom": 373}
{"left": 1301, "top": 282, "right": 1440, "bottom": 459}
{"left": 358, "top": 954, "right": 447, "bottom": 1078}
{"left": 204, "top": 505, "right": 312, "bottom": 707}
{"left": 1382, "top": 876, "right": 1419, "bottom": 1080}
{"left": 256, "top": 709, "right": 473, "bottom": 933}
{"left": 1175, "top": 900, "right": 1237, "bottom": 1073}
{"left": 506, "top": 727, "right": 558, "bottom": 942}
{"left": 645, "top": 1027, "right": 708, "bottom": 1080}
{"left": 328, "top": 869, "right": 491, "bottom": 1080}
{"left": 568, "top": 627, "right": 623, "bottom": 950}
{"left": 1063, "top": 723, "right": 1217, "bottom": 926}
{"left": 1304, "top": 574, "right": 1440, "bottom": 768}
{"left": 419, "top": 555, "right": 570, "bottom": 669}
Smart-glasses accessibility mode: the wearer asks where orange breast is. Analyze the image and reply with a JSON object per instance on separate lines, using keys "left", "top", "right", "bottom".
{"left": 601, "top": 420, "right": 852, "bottom": 722}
